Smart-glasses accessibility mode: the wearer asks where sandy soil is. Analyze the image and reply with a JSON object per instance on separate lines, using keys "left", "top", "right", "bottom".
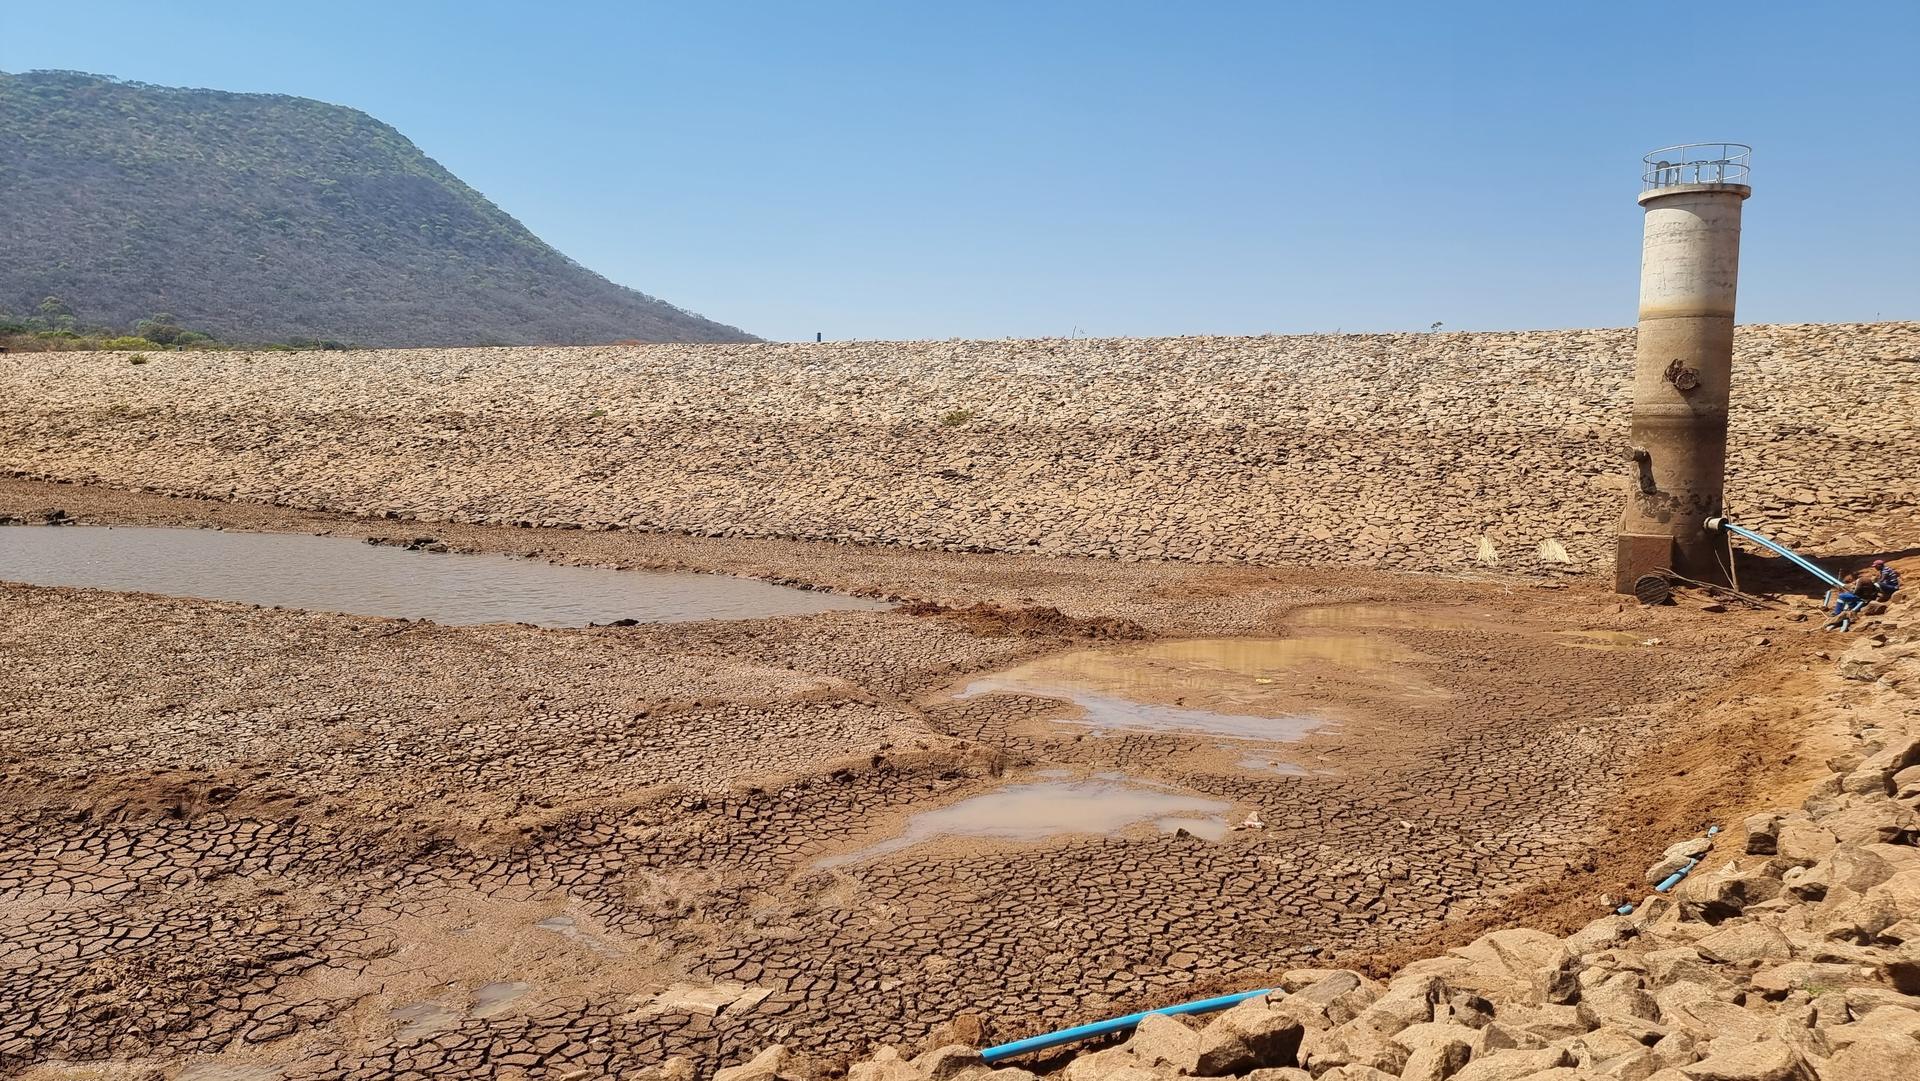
{"left": 0, "top": 479, "right": 1852, "bottom": 1079}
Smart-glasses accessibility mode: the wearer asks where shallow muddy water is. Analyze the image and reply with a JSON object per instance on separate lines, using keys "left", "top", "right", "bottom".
{"left": 1290, "top": 603, "right": 1504, "bottom": 634}
{"left": 958, "top": 634, "right": 1444, "bottom": 739}
{"left": 0, "top": 526, "right": 888, "bottom": 626}
{"left": 1555, "top": 629, "right": 1652, "bottom": 651}
{"left": 471, "top": 980, "right": 534, "bottom": 1019}
{"left": 817, "top": 776, "right": 1232, "bottom": 867}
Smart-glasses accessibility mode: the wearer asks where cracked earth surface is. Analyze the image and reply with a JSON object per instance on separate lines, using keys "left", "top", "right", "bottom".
{"left": 0, "top": 480, "right": 1836, "bottom": 1079}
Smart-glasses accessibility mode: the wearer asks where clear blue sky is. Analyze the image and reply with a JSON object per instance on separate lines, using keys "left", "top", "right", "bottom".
{"left": 5, "top": 1, "right": 1916, "bottom": 341}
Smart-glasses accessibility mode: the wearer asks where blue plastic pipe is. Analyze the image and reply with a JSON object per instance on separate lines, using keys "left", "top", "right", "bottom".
{"left": 1711, "top": 519, "right": 1846, "bottom": 590}
{"left": 980, "top": 988, "right": 1276, "bottom": 1064}
{"left": 1654, "top": 858, "right": 1698, "bottom": 893}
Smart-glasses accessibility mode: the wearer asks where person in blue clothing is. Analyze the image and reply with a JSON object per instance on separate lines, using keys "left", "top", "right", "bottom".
{"left": 1873, "top": 560, "right": 1901, "bottom": 599}
{"left": 1825, "top": 565, "right": 1884, "bottom": 630}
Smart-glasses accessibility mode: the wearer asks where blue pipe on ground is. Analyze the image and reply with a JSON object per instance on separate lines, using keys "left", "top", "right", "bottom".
{"left": 1709, "top": 518, "right": 1847, "bottom": 590}
{"left": 988, "top": 830, "right": 1728, "bottom": 1061}
{"left": 1654, "top": 858, "right": 1698, "bottom": 893}
{"left": 980, "top": 988, "right": 1276, "bottom": 1064}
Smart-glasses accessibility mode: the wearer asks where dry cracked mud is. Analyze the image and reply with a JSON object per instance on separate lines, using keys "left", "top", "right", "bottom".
{"left": 0, "top": 480, "right": 1849, "bottom": 1080}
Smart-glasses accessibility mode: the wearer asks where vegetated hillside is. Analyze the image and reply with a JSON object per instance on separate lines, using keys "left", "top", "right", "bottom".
{"left": 0, "top": 70, "right": 754, "bottom": 347}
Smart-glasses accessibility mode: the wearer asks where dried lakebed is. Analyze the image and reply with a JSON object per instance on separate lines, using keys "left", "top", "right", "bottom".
{"left": 0, "top": 525, "right": 888, "bottom": 626}
{"left": 0, "top": 486, "right": 1806, "bottom": 1081}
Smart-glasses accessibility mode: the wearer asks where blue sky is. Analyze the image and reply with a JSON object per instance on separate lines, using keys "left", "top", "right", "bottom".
{"left": 5, "top": 1, "right": 1916, "bottom": 341}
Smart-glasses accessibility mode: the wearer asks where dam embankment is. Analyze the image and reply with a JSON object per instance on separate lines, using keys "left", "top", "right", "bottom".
{"left": 5, "top": 321, "right": 1915, "bottom": 574}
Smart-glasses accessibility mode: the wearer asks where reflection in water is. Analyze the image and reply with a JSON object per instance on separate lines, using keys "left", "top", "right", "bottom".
{"left": 818, "top": 777, "right": 1230, "bottom": 868}
{"left": 1291, "top": 604, "right": 1502, "bottom": 633}
{"left": 0, "top": 525, "right": 889, "bottom": 627}
{"left": 389, "top": 1000, "right": 462, "bottom": 1041}
{"left": 472, "top": 980, "right": 534, "bottom": 1019}
{"left": 535, "top": 914, "right": 620, "bottom": 956}
{"left": 178, "top": 1068, "right": 284, "bottom": 1081}
{"left": 1237, "top": 754, "right": 1310, "bottom": 776}
{"left": 960, "top": 634, "right": 1442, "bottom": 737}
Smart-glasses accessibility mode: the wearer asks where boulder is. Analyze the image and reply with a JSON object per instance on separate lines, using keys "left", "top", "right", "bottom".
{"left": 911, "top": 1045, "right": 984, "bottom": 1081}
{"left": 1823, "top": 1002, "right": 1920, "bottom": 1048}
{"left": 1773, "top": 822, "right": 1837, "bottom": 866}
{"left": 1640, "top": 948, "right": 1722, "bottom": 990}
{"left": 1746, "top": 961, "right": 1871, "bottom": 997}
{"left": 1062, "top": 1047, "right": 1145, "bottom": 1081}
{"left": 1564, "top": 917, "right": 1637, "bottom": 959}
{"left": 1694, "top": 922, "right": 1793, "bottom": 965}
{"left": 1649, "top": 1032, "right": 1697, "bottom": 1071}
{"left": 1504, "top": 1004, "right": 1586, "bottom": 1042}
{"left": 1442, "top": 930, "right": 1568, "bottom": 1001}
{"left": 1123, "top": 1012, "right": 1202, "bottom": 1074}
{"left": 1780, "top": 863, "right": 1829, "bottom": 903}
{"left": 1347, "top": 975, "right": 1445, "bottom": 1040}
{"left": 1192, "top": 996, "right": 1305, "bottom": 1076}
{"left": 1652, "top": 987, "right": 1775, "bottom": 1045}
{"left": 1300, "top": 1022, "right": 1407, "bottom": 1078}
{"left": 1818, "top": 801, "right": 1920, "bottom": 847}
{"left": 1450, "top": 1048, "right": 1571, "bottom": 1081}
{"left": 1742, "top": 815, "right": 1780, "bottom": 857}
{"left": 717, "top": 1045, "right": 797, "bottom": 1081}
{"left": 852, "top": 1047, "right": 926, "bottom": 1081}
{"left": 1532, "top": 949, "right": 1586, "bottom": 1006}
{"left": 1275, "top": 971, "right": 1381, "bottom": 1029}
{"left": 1563, "top": 1027, "right": 1649, "bottom": 1068}
{"left": 1396, "top": 1022, "right": 1476, "bottom": 1081}
{"left": 1473, "top": 1022, "right": 1549, "bottom": 1055}
{"left": 1573, "top": 976, "right": 1660, "bottom": 1038}
{"left": 1672, "top": 862, "right": 1784, "bottom": 924}
{"left": 1671, "top": 1039, "right": 1812, "bottom": 1081}
{"left": 1590, "top": 1047, "right": 1659, "bottom": 1081}
{"left": 1819, "top": 1032, "right": 1920, "bottom": 1081}
{"left": 1447, "top": 990, "right": 1497, "bottom": 1030}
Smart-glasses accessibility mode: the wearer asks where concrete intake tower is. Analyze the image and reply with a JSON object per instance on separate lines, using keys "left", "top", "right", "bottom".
{"left": 1615, "top": 143, "right": 1752, "bottom": 594}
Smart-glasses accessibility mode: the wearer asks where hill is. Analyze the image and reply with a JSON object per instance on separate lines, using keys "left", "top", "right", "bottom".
{"left": 0, "top": 70, "right": 754, "bottom": 347}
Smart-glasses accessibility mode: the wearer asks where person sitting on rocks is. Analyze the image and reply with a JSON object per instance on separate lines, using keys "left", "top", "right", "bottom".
{"left": 1824, "top": 567, "right": 1884, "bottom": 630}
{"left": 1874, "top": 559, "right": 1901, "bottom": 600}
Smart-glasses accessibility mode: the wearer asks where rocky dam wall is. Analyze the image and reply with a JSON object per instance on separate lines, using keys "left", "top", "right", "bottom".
{"left": 5, "top": 321, "right": 1917, "bottom": 575}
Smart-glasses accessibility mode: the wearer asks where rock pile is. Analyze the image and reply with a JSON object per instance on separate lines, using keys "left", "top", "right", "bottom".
{"left": 4, "top": 322, "right": 1917, "bottom": 574}
{"left": 738, "top": 632, "right": 1920, "bottom": 1081}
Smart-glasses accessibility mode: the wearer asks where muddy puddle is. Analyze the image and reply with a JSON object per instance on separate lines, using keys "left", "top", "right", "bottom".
{"left": 1555, "top": 629, "right": 1654, "bottom": 651}
{"left": 471, "top": 980, "right": 533, "bottom": 1019}
{"left": 389, "top": 1000, "right": 462, "bottom": 1041}
{"left": 817, "top": 775, "right": 1231, "bottom": 868}
{"left": 959, "top": 634, "right": 1444, "bottom": 739}
{"left": 0, "top": 526, "right": 888, "bottom": 626}
{"left": 1237, "top": 753, "right": 1310, "bottom": 775}
{"left": 1289, "top": 604, "right": 1506, "bottom": 633}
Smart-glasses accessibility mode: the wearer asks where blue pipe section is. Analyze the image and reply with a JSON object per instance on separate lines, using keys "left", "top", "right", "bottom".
{"left": 1652, "top": 827, "right": 1720, "bottom": 894}
{"left": 980, "top": 988, "right": 1275, "bottom": 1064}
{"left": 1713, "top": 519, "right": 1846, "bottom": 590}
{"left": 988, "top": 825, "right": 1730, "bottom": 1062}
{"left": 1654, "top": 858, "right": 1698, "bottom": 893}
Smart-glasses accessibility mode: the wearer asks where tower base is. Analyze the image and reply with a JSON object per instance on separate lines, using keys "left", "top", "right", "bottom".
{"left": 1614, "top": 532, "right": 1676, "bottom": 595}
{"left": 1614, "top": 528, "right": 1735, "bottom": 595}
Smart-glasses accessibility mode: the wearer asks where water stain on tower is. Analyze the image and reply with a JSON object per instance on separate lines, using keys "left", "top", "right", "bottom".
{"left": 1616, "top": 143, "right": 1752, "bottom": 593}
